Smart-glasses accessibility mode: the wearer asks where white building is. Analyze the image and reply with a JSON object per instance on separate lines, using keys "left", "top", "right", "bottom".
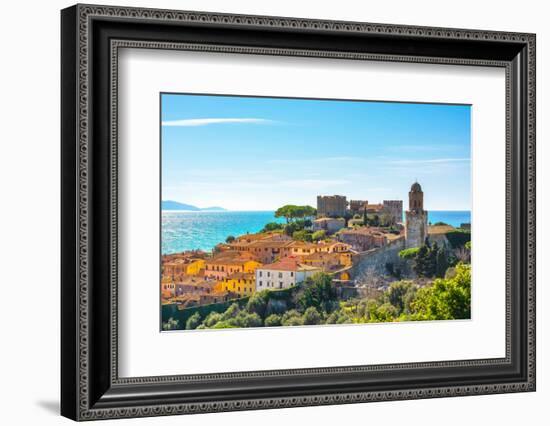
{"left": 255, "top": 256, "right": 321, "bottom": 291}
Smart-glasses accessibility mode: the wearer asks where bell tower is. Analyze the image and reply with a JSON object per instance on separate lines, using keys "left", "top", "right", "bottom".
{"left": 408, "top": 181, "right": 424, "bottom": 211}
{"left": 405, "top": 182, "right": 428, "bottom": 248}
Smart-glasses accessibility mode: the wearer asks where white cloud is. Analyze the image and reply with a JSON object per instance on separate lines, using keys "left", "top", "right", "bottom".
{"left": 161, "top": 118, "right": 275, "bottom": 127}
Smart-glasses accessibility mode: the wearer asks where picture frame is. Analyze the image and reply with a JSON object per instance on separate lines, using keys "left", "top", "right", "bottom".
{"left": 61, "top": 3, "right": 536, "bottom": 421}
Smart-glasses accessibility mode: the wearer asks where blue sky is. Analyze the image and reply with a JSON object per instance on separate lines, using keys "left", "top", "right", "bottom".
{"left": 161, "top": 93, "right": 471, "bottom": 211}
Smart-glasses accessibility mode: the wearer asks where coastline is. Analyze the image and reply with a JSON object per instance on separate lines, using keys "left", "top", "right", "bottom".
{"left": 161, "top": 210, "right": 471, "bottom": 255}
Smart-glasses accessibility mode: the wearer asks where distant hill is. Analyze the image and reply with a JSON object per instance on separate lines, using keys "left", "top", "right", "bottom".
{"left": 161, "top": 200, "right": 226, "bottom": 211}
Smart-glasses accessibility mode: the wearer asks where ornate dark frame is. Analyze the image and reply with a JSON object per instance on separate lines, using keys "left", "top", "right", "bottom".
{"left": 61, "top": 3, "right": 536, "bottom": 421}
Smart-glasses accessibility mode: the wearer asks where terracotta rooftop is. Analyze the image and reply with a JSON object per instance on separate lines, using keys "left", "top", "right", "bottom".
{"left": 258, "top": 256, "right": 321, "bottom": 272}
{"left": 247, "top": 240, "right": 293, "bottom": 249}
{"left": 224, "top": 272, "right": 255, "bottom": 281}
{"left": 304, "top": 251, "right": 341, "bottom": 261}
{"left": 174, "top": 277, "right": 213, "bottom": 286}
{"left": 206, "top": 254, "right": 259, "bottom": 265}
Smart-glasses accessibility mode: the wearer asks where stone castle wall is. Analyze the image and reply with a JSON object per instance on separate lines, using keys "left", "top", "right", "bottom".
{"left": 405, "top": 210, "right": 428, "bottom": 248}
{"left": 349, "top": 236, "right": 407, "bottom": 278}
{"left": 317, "top": 195, "right": 347, "bottom": 218}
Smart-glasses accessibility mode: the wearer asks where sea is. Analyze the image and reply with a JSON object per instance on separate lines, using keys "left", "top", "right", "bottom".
{"left": 161, "top": 210, "right": 471, "bottom": 255}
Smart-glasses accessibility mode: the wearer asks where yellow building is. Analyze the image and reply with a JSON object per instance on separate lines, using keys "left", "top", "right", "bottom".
{"left": 204, "top": 255, "right": 262, "bottom": 280}
{"left": 220, "top": 272, "right": 256, "bottom": 296}
{"left": 185, "top": 259, "right": 206, "bottom": 275}
{"left": 162, "top": 258, "right": 206, "bottom": 279}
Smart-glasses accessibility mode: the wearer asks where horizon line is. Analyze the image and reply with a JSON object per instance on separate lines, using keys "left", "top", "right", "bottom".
{"left": 161, "top": 208, "right": 472, "bottom": 212}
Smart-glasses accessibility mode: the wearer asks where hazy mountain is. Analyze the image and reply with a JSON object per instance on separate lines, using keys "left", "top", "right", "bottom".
{"left": 161, "top": 200, "right": 226, "bottom": 211}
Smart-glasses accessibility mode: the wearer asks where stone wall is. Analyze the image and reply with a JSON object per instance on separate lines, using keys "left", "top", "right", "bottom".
{"left": 349, "top": 236, "right": 407, "bottom": 278}
{"left": 405, "top": 210, "right": 428, "bottom": 248}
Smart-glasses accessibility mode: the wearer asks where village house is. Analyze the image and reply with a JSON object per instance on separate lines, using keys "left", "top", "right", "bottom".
{"left": 312, "top": 217, "right": 346, "bottom": 234}
{"left": 162, "top": 250, "right": 209, "bottom": 261}
{"left": 337, "top": 227, "right": 388, "bottom": 252}
{"left": 288, "top": 241, "right": 320, "bottom": 257}
{"left": 255, "top": 256, "right": 321, "bottom": 291}
{"left": 162, "top": 257, "right": 206, "bottom": 280}
{"left": 287, "top": 240, "right": 351, "bottom": 258}
{"left": 316, "top": 241, "right": 351, "bottom": 253}
{"left": 204, "top": 253, "right": 262, "bottom": 281}
{"left": 220, "top": 272, "right": 256, "bottom": 296}
{"left": 160, "top": 276, "right": 176, "bottom": 300}
{"left": 227, "top": 238, "right": 293, "bottom": 264}
{"left": 174, "top": 277, "right": 218, "bottom": 297}
{"left": 302, "top": 252, "right": 342, "bottom": 271}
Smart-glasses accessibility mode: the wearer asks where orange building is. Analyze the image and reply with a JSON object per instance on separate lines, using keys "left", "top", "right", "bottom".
{"left": 160, "top": 276, "right": 175, "bottom": 300}
{"left": 228, "top": 239, "right": 293, "bottom": 264}
{"left": 204, "top": 254, "right": 262, "bottom": 281}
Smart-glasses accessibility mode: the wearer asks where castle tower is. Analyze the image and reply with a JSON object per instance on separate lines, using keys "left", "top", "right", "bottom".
{"left": 405, "top": 182, "right": 428, "bottom": 248}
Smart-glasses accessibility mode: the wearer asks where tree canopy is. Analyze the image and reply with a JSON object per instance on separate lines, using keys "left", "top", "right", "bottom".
{"left": 275, "top": 205, "right": 317, "bottom": 223}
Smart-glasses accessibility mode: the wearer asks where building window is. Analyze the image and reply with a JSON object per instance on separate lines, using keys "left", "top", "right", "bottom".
{"left": 259, "top": 281, "right": 262, "bottom": 286}
{"left": 278, "top": 272, "right": 283, "bottom": 278}
{"left": 279, "top": 282, "right": 283, "bottom": 288}
{"left": 259, "top": 271, "right": 262, "bottom": 277}
{"left": 290, "top": 272, "right": 294, "bottom": 277}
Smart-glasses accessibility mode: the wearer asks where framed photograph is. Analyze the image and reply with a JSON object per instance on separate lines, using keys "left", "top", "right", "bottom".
{"left": 61, "top": 4, "right": 536, "bottom": 421}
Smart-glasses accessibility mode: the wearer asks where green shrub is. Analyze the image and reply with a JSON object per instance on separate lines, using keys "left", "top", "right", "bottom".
{"left": 204, "top": 312, "right": 222, "bottom": 327}
{"left": 410, "top": 263, "right": 471, "bottom": 320}
{"left": 281, "top": 309, "right": 303, "bottom": 326}
{"left": 292, "top": 230, "right": 313, "bottom": 242}
{"left": 445, "top": 230, "right": 471, "bottom": 248}
{"left": 185, "top": 312, "right": 201, "bottom": 330}
{"left": 162, "top": 317, "right": 180, "bottom": 331}
{"left": 311, "top": 230, "right": 326, "bottom": 241}
{"left": 302, "top": 307, "right": 322, "bottom": 325}
{"left": 261, "top": 222, "right": 284, "bottom": 232}
{"left": 399, "top": 247, "right": 419, "bottom": 260}
{"left": 264, "top": 314, "right": 282, "bottom": 327}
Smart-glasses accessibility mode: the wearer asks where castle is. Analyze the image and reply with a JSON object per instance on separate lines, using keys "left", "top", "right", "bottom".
{"left": 316, "top": 195, "right": 348, "bottom": 218}
{"left": 317, "top": 195, "right": 403, "bottom": 223}
{"left": 317, "top": 181, "right": 427, "bottom": 248}
{"left": 405, "top": 182, "right": 428, "bottom": 248}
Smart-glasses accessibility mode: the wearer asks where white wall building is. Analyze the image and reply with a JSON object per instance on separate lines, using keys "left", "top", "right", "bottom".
{"left": 255, "top": 257, "right": 321, "bottom": 291}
